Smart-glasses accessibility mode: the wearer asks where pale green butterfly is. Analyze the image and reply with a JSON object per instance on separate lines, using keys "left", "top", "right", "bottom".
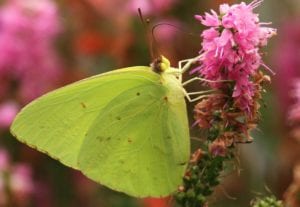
{"left": 10, "top": 55, "right": 205, "bottom": 197}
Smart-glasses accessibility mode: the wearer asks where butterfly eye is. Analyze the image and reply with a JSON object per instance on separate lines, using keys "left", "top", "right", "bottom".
{"left": 151, "top": 58, "right": 163, "bottom": 73}
{"left": 151, "top": 55, "right": 171, "bottom": 73}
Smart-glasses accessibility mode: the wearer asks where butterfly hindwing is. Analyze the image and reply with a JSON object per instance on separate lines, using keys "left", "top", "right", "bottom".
{"left": 78, "top": 76, "right": 190, "bottom": 197}
{"left": 78, "top": 81, "right": 189, "bottom": 197}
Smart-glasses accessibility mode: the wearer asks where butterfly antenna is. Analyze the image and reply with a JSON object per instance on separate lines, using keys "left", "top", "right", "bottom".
{"left": 151, "top": 22, "right": 197, "bottom": 51}
{"left": 152, "top": 22, "right": 196, "bottom": 38}
{"left": 151, "top": 23, "right": 198, "bottom": 62}
{"left": 138, "top": 8, "right": 157, "bottom": 60}
{"left": 138, "top": 8, "right": 148, "bottom": 31}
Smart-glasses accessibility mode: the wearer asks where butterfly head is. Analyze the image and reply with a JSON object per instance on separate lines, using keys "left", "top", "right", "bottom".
{"left": 151, "top": 55, "right": 170, "bottom": 74}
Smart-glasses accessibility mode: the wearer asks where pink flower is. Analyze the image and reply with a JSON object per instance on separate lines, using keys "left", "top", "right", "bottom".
{"left": 0, "top": 101, "right": 19, "bottom": 128}
{"left": 195, "top": 10, "right": 220, "bottom": 27}
{"left": 289, "top": 80, "right": 300, "bottom": 122}
{"left": 0, "top": 149, "right": 10, "bottom": 170}
{"left": 0, "top": 0, "right": 63, "bottom": 103}
{"left": 0, "top": 179, "right": 6, "bottom": 206}
{"left": 0, "top": 149, "right": 34, "bottom": 206}
{"left": 194, "top": 0, "right": 276, "bottom": 113}
{"left": 209, "top": 139, "right": 227, "bottom": 157}
{"left": 0, "top": 149, "right": 10, "bottom": 205}
{"left": 274, "top": 19, "right": 300, "bottom": 116}
{"left": 10, "top": 164, "right": 34, "bottom": 200}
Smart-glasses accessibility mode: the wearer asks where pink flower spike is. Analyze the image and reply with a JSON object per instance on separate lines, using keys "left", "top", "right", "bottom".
{"left": 194, "top": 0, "right": 275, "bottom": 113}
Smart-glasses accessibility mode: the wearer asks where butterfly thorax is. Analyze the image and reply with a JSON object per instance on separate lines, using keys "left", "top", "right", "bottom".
{"left": 151, "top": 55, "right": 185, "bottom": 104}
{"left": 151, "top": 56, "right": 185, "bottom": 104}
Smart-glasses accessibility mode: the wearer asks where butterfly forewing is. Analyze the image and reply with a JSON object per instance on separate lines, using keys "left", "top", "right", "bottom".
{"left": 11, "top": 67, "right": 158, "bottom": 168}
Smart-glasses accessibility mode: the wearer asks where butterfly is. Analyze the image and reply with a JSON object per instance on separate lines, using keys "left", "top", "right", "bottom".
{"left": 10, "top": 55, "right": 204, "bottom": 197}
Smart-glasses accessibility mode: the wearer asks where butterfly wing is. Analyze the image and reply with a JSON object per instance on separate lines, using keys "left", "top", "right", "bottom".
{"left": 10, "top": 67, "right": 159, "bottom": 168}
{"left": 78, "top": 75, "right": 190, "bottom": 197}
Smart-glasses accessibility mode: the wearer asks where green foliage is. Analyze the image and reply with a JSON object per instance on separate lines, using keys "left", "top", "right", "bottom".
{"left": 251, "top": 196, "right": 284, "bottom": 207}
{"left": 174, "top": 150, "right": 233, "bottom": 207}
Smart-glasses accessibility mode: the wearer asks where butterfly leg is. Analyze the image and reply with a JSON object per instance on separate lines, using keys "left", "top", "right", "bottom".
{"left": 177, "top": 56, "right": 200, "bottom": 83}
{"left": 187, "top": 90, "right": 216, "bottom": 95}
{"left": 185, "top": 93, "right": 213, "bottom": 102}
{"left": 177, "top": 59, "right": 191, "bottom": 83}
{"left": 179, "top": 55, "right": 202, "bottom": 74}
{"left": 182, "top": 89, "right": 215, "bottom": 102}
{"left": 178, "top": 58, "right": 193, "bottom": 73}
{"left": 182, "top": 77, "right": 232, "bottom": 86}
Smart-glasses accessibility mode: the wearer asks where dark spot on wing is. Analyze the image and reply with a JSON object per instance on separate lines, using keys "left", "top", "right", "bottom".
{"left": 128, "top": 138, "right": 132, "bottom": 143}
{"left": 116, "top": 116, "right": 121, "bottom": 120}
{"left": 178, "top": 162, "right": 187, "bottom": 166}
{"left": 96, "top": 136, "right": 104, "bottom": 142}
{"left": 106, "top": 137, "right": 111, "bottom": 141}
{"left": 136, "top": 92, "right": 140, "bottom": 96}
{"left": 164, "top": 96, "right": 168, "bottom": 102}
{"left": 166, "top": 136, "right": 171, "bottom": 140}
{"left": 80, "top": 102, "right": 87, "bottom": 109}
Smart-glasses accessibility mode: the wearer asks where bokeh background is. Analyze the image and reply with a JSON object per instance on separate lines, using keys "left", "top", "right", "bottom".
{"left": 0, "top": 0, "right": 299, "bottom": 206}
